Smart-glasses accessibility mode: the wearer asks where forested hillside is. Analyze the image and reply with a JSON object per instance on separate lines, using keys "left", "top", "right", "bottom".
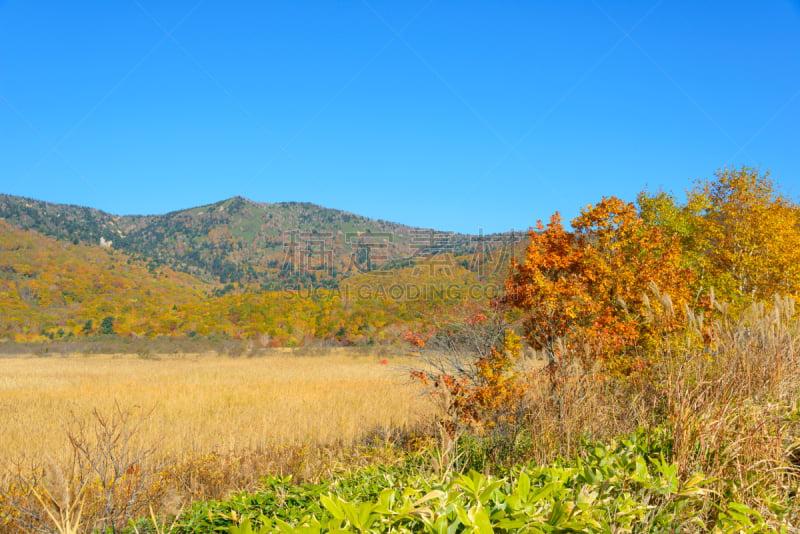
{"left": 0, "top": 194, "right": 494, "bottom": 288}
{"left": 0, "top": 217, "right": 518, "bottom": 344}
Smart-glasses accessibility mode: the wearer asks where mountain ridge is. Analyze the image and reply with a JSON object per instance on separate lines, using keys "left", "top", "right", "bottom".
{"left": 0, "top": 193, "right": 423, "bottom": 229}
{"left": 0, "top": 193, "right": 511, "bottom": 288}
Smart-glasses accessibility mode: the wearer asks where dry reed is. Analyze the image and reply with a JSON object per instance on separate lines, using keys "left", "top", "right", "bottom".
{"left": 0, "top": 350, "right": 430, "bottom": 532}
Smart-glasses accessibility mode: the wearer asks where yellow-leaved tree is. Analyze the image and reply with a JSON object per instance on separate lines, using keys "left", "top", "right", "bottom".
{"left": 639, "top": 166, "right": 800, "bottom": 301}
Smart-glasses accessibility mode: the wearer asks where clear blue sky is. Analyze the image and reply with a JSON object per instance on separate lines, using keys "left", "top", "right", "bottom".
{"left": 1, "top": 1, "right": 799, "bottom": 234}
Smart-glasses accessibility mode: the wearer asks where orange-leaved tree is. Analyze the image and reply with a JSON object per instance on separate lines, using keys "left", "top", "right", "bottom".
{"left": 505, "top": 196, "right": 693, "bottom": 378}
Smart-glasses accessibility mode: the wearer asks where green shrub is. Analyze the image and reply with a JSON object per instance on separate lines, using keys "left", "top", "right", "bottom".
{"left": 152, "top": 429, "right": 782, "bottom": 534}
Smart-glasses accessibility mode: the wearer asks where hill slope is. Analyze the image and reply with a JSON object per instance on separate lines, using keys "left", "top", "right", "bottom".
{"left": 0, "top": 194, "right": 526, "bottom": 343}
{"left": 0, "top": 219, "right": 509, "bottom": 344}
{"left": 0, "top": 219, "right": 208, "bottom": 340}
{"left": 0, "top": 194, "right": 488, "bottom": 288}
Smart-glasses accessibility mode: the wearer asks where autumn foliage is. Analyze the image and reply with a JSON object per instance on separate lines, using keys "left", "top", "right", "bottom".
{"left": 502, "top": 166, "right": 800, "bottom": 377}
{"left": 408, "top": 304, "right": 525, "bottom": 434}
{"left": 639, "top": 166, "right": 800, "bottom": 301}
{"left": 408, "top": 166, "right": 800, "bottom": 436}
{"left": 505, "top": 196, "right": 692, "bottom": 376}
{"left": 0, "top": 220, "right": 482, "bottom": 346}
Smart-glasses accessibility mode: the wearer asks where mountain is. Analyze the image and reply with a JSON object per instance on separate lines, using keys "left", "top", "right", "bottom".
{"left": 0, "top": 194, "right": 497, "bottom": 289}
{"left": 0, "top": 194, "right": 527, "bottom": 343}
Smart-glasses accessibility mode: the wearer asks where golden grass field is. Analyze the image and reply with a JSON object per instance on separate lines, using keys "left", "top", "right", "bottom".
{"left": 0, "top": 350, "right": 430, "bottom": 469}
